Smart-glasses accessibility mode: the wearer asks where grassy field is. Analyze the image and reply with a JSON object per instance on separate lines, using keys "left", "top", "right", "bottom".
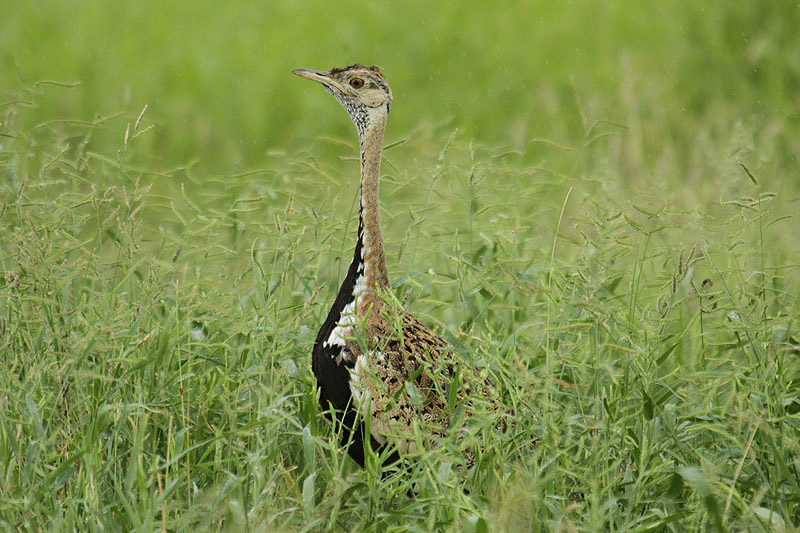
{"left": 2, "top": 1, "right": 799, "bottom": 531}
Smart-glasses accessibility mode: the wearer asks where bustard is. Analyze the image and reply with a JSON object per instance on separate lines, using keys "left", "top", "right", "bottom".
{"left": 294, "top": 64, "right": 497, "bottom": 467}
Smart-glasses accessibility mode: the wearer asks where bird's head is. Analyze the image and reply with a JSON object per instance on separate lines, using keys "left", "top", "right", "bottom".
{"left": 293, "top": 64, "right": 392, "bottom": 136}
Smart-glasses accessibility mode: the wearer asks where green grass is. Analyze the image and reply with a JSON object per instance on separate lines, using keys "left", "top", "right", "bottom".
{"left": 2, "top": 1, "right": 800, "bottom": 531}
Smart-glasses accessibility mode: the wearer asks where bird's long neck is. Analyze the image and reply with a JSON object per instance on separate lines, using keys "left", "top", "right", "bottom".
{"left": 355, "top": 114, "right": 390, "bottom": 311}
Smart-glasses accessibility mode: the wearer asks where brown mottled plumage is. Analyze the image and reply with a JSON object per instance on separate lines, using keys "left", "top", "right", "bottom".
{"left": 294, "top": 64, "right": 506, "bottom": 467}
{"left": 348, "top": 305, "right": 452, "bottom": 453}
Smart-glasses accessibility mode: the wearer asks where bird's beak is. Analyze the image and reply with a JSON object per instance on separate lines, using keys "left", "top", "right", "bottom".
{"left": 293, "top": 68, "right": 332, "bottom": 84}
{"left": 293, "top": 68, "right": 348, "bottom": 94}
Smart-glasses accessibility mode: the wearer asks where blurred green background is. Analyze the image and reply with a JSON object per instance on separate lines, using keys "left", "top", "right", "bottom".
{"left": 2, "top": 2, "right": 800, "bottom": 529}
{"left": 4, "top": 1, "right": 798, "bottom": 174}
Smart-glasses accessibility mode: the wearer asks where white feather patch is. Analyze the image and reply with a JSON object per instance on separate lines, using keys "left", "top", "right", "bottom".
{"left": 349, "top": 351, "right": 389, "bottom": 445}
{"left": 323, "top": 300, "right": 357, "bottom": 350}
{"left": 353, "top": 269, "right": 368, "bottom": 297}
{"left": 324, "top": 267, "right": 368, "bottom": 356}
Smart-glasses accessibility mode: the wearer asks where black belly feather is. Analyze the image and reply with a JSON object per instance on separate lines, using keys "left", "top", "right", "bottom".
{"left": 313, "top": 217, "right": 391, "bottom": 467}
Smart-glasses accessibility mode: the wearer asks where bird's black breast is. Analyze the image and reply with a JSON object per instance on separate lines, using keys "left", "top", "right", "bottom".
{"left": 311, "top": 216, "right": 403, "bottom": 469}
{"left": 312, "top": 217, "right": 365, "bottom": 460}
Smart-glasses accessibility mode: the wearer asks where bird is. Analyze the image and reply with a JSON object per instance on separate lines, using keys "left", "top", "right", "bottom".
{"left": 293, "top": 64, "right": 500, "bottom": 468}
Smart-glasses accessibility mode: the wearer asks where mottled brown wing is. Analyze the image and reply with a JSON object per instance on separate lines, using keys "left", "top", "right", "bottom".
{"left": 347, "top": 308, "right": 455, "bottom": 452}
{"left": 348, "top": 305, "right": 513, "bottom": 461}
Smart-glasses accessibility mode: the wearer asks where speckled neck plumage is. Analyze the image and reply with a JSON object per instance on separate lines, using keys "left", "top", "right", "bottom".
{"left": 356, "top": 112, "right": 390, "bottom": 313}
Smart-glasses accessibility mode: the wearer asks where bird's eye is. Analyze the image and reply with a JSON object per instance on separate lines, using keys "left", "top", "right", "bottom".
{"left": 349, "top": 78, "right": 364, "bottom": 89}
